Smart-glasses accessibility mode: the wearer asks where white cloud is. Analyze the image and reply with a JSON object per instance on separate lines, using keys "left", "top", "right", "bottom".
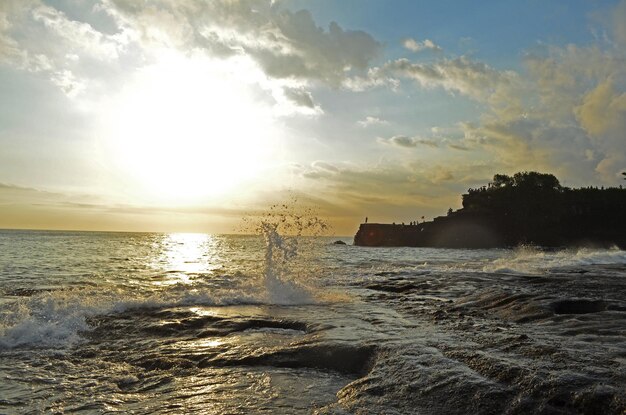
{"left": 31, "top": 4, "right": 121, "bottom": 61}
{"left": 0, "top": 0, "right": 382, "bottom": 100}
{"left": 49, "top": 69, "right": 86, "bottom": 97}
{"left": 303, "top": 161, "right": 341, "bottom": 179}
{"left": 574, "top": 80, "right": 626, "bottom": 138}
{"left": 403, "top": 38, "right": 442, "bottom": 53}
{"left": 0, "top": 0, "right": 128, "bottom": 97}
{"left": 343, "top": 66, "right": 400, "bottom": 91}
{"left": 103, "top": 0, "right": 381, "bottom": 86}
{"left": 379, "top": 135, "right": 439, "bottom": 148}
{"left": 357, "top": 116, "right": 388, "bottom": 127}
{"left": 384, "top": 57, "right": 520, "bottom": 106}
{"left": 312, "top": 161, "right": 339, "bottom": 173}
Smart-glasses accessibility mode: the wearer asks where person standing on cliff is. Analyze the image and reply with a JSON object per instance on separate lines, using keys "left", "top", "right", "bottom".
{"left": 365, "top": 217, "right": 368, "bottom": 223}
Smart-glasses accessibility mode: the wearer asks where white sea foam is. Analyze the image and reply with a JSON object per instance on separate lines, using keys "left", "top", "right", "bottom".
{"left": 0, "top": 289, "right": 108, "bottom": 349}
{"left": 0, "top": 286, "right": 267, "bottom": 349}
{"left": 0, "top": 272, "right": 325, "bottom": 350}
{"left": 484, "top": 245, "right": 626, "bottom": 275}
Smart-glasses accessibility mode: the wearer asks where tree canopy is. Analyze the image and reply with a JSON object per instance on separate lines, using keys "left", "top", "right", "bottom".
{"left": 488, "top": 172, "right": 561, "bottom": 191}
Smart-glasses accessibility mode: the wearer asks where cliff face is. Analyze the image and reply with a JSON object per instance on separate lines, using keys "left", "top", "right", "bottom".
{"left": 353, "top": 215, "right": 505, "bottom": 248}
{"left": 354, "top": 213, "right": 626, "bottom": 248}
{"left": 354, "top": 172, "right": 626, "bottom": 248}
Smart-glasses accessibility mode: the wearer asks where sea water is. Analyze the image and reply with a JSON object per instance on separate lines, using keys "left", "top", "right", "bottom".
{"left": 0, "top": 229, "right": 625, "bottom": 414}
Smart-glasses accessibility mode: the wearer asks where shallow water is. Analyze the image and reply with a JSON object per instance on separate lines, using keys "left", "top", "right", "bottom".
{"left": 0, "top": 230, "right": 625, "bottom": 414}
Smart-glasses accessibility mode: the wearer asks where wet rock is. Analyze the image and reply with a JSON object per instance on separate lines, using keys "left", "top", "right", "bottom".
{"left": 365, "top": 281, "right": 428, "bottom": 293}
{"left": 201, "top": 343, "right": 377, "bottom": 376}
{"left": 134, "top": 356, "right": 194, "bottom": 371}
{"left": 551, "top": 299, "right": 606, "bottom": 315}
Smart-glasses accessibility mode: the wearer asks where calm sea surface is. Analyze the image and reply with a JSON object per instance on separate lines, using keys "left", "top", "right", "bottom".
{"left": 1, "top": 229, "right": 625, "bottom": 414}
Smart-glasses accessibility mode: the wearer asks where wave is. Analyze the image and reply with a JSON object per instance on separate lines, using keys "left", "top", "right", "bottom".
{"left": 0, "top": 206, "right": 333, "bottom": 350}
{"left": 0, "top": 280, "right": 325, "bottom": 350}
{"left": 484, "top": 245, "right": 626, "bottom": 275}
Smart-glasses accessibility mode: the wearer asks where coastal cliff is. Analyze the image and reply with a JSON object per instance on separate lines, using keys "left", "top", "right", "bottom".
{"left": 354, "top": 172, "right": 626, "bottom": 248}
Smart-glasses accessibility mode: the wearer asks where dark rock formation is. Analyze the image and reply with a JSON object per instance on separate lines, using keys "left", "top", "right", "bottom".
{"left": 354, "top": 172, "right": 626, "bottom": 248}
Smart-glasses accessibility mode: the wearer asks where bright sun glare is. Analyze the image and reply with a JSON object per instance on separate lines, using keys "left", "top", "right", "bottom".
{"left": 103, "top": 52, "right": 278, "bottom": 204}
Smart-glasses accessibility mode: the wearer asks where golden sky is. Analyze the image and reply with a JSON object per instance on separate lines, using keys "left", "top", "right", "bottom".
{"left": 1, "top": 0, "right": 626, "bottom": 235}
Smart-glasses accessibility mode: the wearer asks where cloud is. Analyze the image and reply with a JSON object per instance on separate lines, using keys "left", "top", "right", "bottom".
{"left": 573, "top": 80, "right": 626, "bottom": 179}
{"left": 0, "top": 0, "right": 129, "bottom": 97}
{"left": 613, "top": 0, "right": 626, "bottom": 47}
{"left": 103, "top": 0, "right": 381, "bottom": 86}
{"left": 428, "top": 166, "right": 455, "bottom": 183}
{"left": 517, "top": 39, "right": 626, "bottom": 181}
{"left": 403, "top": 38, "right": 442, "bottom": 53}
{"left": 0, "top": 181, "right": 265, "bottom": 232}
{"left": 312, "top": 161, "right": 339, "bottom": 173}
{"left": 379, "top": 135, "right": 439, "bottom": 148}
{"left": 357, "top": 116, "right": 388, "bottom": 127}
{"left": 49, "top": 69, "right": 86, "bottom": 97}
{"left": 31, "top": 4, "right": 121, "bottom": 61}
{"left": 3, "top": 0, "right": 626, "bottom": 230}
{"left": 0, "top": 0, "right": 382, "bottom": 100}
{"left": 384, "top": 57, "right": 520, "bottom": 105}
{"left": 447, "top": 143, "right": 470, "bottom": 151}
{"left": 302, "top": 161, "right": 341, "bottom": 179}
{"left": 359, "top": 1, "right": 626, "bottom": 184}
{"left": 283, "top": 87, "right": 315, "bottom": 108}
{"left": 343, "top": 67, "right": 400, "bottom": 91}
{"left": 0, "top": 2, "right": 49, "bottom": 70}
{"left": 379, "top": 133, "right": 472, "bottom": 154}
{"left": 296, "top": 158, "right": 503, "bottom": 225}
{"left": 574, "top": 80, "right": 626, "bottom": 138}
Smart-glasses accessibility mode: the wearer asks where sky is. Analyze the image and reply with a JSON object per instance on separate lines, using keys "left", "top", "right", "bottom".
{"left": 1, "top": 0, "right": 625, "bottom": 235}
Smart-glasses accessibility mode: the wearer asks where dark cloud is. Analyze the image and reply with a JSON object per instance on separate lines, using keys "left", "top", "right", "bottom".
{"left": 447, "top": 143, "right": 470, "bottom": 151}
{"left": 283, "top": 87, "right": 315, "bottom": 108}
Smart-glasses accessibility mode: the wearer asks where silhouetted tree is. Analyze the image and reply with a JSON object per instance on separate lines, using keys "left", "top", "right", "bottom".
{"left": 490, "top": 174, "right": 513, "bottom": 188}
{"left": 512, "top": 171, "right": 562, "bottom": 191}
{"left": 458, "top": 171, "right": 626, "bottom": 246}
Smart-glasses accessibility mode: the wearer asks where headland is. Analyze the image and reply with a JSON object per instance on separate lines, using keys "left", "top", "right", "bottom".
{"left": 354, "top": 172, "right": 626, "bottom": 248}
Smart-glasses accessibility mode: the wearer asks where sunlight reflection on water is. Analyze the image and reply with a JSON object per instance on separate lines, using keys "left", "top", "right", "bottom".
{"left": 152, "top": 233, "right": 223, "bottom": 286}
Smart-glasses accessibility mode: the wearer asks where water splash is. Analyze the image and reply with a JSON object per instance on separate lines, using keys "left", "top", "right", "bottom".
{"left": 251, "top": 201, "right": 328, "bottom": 305}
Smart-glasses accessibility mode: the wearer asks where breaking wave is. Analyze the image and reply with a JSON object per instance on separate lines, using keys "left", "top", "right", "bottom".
{"left": 484, "top": 245, "right": 626, "bottom": 274}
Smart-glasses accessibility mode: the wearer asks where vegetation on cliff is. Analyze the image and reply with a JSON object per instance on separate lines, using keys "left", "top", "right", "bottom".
{"left": 355, "top": 172, "right": 626, "bottom": 248}
{"left": 460, "top": 172, "right": 626, "bottom": 244}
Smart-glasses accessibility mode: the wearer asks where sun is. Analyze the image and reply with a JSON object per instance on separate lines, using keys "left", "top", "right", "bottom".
{"left": 101, "top": 52, "right": 278, "bottom": 204}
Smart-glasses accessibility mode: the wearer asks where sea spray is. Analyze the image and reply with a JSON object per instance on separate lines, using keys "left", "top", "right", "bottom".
{"left": 0, "top": 209, "right": 330, "bottom": 349}
{"left": 248, "top": 201, "right": 328, "bottom": 305}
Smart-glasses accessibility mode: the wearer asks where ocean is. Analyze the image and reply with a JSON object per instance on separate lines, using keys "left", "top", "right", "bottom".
{"left": 0, "top": 228, "right": 625, "bottom": 414}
